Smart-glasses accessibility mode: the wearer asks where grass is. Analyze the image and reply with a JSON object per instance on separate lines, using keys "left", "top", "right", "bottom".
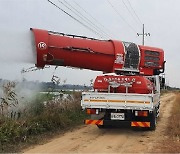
{"left": 167, "top": 92, "right": 180, "bottom": 140}
{"left": 0, "top": 92, "right": 88, "bottom": 153}
{"left": 160, "top": 89, "right": 171, "bottom": 96}
{"left": 164, "top": 92, "right": 180, "bottom": 153}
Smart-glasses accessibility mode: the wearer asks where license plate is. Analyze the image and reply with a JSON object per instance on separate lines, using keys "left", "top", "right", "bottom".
{"left": 111, "top": 113, "right": 125, "bottom": 120}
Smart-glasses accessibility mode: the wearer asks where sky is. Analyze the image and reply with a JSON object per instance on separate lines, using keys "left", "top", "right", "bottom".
{"left": 0, "top": 0, "right": 180, "bottom": 87}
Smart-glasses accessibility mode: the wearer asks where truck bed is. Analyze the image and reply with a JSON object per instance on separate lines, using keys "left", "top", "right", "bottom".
{"left": 81, "top": 92, "right": 160, "bottom": 111}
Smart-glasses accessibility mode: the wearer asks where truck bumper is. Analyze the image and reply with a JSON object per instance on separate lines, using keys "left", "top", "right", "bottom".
{"left": 85, "top": 119, "right": 150, "bottom": 128}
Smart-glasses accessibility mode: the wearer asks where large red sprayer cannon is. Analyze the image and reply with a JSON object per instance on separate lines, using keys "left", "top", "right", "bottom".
{"left": 31, "top": 28, "right": 165, "bottom": 130}
{"left": 31, "top": 28, "right": 165, "bottom": 76}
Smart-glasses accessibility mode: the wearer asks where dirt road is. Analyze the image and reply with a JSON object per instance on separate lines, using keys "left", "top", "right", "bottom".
{"left": 25, "top": 93, "right": 175, "bottom": 153}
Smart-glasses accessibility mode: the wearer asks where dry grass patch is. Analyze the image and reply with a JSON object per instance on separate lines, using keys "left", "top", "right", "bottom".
{"left": 153, "top": 92, "right": 180, "bottom": 153}
{"left": 167, "top": 92, "right": 180, "bottom": 141}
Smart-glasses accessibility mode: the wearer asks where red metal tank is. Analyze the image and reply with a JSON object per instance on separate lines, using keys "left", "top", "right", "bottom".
{"left": 94, "top": 74, "right": 154, "bottom": 94}
{"left": 31, "top": 28, "right": 165, "bottom": 75}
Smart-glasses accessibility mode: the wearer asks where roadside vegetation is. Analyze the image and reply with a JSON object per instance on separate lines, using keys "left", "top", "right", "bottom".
{"left": 0, "top": 82, "right": 88, "bottom": 153}
{"left": 167, "top": 91, "right": 180, "bottom": 139}
{"left": 163, "top": 91, "right": 180, "bottom": 152}
{"left": 160, "top": 89, "right": 169, "bottom": 96}
{"left": 157, "top": 91, "right": 180, "bottom": 152}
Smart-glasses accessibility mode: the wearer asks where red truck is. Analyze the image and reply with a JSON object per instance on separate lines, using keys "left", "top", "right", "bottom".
{"left": 31, "top": 28, "right": 165, "bottom": 130}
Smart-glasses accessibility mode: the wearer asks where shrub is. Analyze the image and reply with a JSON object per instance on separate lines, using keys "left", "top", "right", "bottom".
{"left": 0, "top": 92, "right": 88, "bottom": 152}
{"left": 0, "top": 82, "right": 18, "bottom": 116}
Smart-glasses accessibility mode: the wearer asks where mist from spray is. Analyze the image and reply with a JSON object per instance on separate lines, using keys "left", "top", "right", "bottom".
{"left": 0, "top": 28, "right": 39, "bottom": 115}
{"left": 14, "top": 81, "right": 41, "bottom": 111}
{"left": 0, "top": 29, "right": 36, "bottom": 64}
{"left": 0, "top": 80, "right": 42, "bottom": 118}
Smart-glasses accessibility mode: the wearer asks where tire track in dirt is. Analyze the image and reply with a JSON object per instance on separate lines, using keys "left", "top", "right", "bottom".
{"left": 24, "top": 93, "right": 176, "bottom": 153}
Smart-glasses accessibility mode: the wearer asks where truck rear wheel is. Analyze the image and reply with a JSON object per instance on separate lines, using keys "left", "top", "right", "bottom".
{"left": 150, "top": 112, "right": 157, "bottom": 130}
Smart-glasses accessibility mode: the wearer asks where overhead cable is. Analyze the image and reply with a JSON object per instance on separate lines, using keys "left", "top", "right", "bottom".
{"left": 47, "top": 0, "right": 104, "bottom": 38}
{"left": 72, "top": 0, "right": 117, "bottom": 38}
{"left": 126, "top": 0, "right": 142, "bottom": 25}
{"left": 121, "top": 0, "right": 142, "bottom": 27}
{"left": 107, "top": 0, "right": 137, "bottom": 33}
{"left": 61, "top": 0, "right": 110, "bottom": 38}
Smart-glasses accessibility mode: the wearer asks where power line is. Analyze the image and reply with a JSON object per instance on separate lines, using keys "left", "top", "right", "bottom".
{"left": 58, "top": 0, "right": 105, "bottom": 38}
{"left": 126, "top": 0, "right": 142, "bottom": 25}
{"left": 63, "top": 0, "right": 112, "bottom": 38}
{"left": 72, "top": 0, "right": 117, "bottom": 38}
{"left": 121, "top": 0, "right": 142, "bottom": 27}
{"left": 107, "top": 0, "right": 137, "bottom": 33}
{"left": 47, "top": 0, "right": 104, "bottom": 38}
{"left": 61, "top": 0, "right": 111, "bottom": 38}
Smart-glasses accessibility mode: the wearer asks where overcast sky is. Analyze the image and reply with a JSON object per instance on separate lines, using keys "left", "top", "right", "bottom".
{"left": 0, "top": 0, "right": 180, "bottom": 87}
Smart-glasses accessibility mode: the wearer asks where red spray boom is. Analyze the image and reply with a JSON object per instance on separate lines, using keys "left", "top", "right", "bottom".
{"left": 31, "top": 28, "right": 165, "bottom": 75}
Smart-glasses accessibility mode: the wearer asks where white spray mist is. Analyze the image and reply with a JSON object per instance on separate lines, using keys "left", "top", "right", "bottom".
{"left": 0, "top": 29, "right": 36, "bottom": 64}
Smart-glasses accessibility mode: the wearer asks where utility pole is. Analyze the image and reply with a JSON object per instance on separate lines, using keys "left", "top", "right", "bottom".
{"left": 137, "top": 24, "right": 150, "bottom": 45}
